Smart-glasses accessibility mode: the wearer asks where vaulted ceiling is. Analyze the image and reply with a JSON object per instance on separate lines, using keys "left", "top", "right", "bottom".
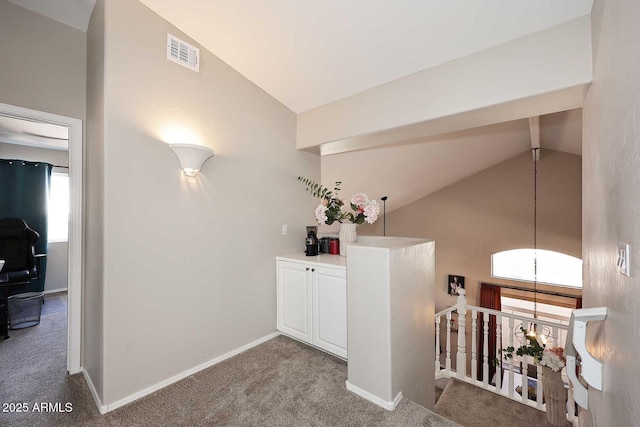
{"left": 7, "top": 1, "right": 587, "bottom": 199}
{"left": 322, "top": 109, "right": 582, "bottom": 214}
{"left": 11, "top": 0, "right": 593, "bottom": 114}
{"left": 139, "top": 0, "right": 593, "bottom": 113}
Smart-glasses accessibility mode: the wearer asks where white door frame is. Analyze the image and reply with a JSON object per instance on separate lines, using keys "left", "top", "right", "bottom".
{"left": 0, "top": 102, "right": 83, "bottom": 374}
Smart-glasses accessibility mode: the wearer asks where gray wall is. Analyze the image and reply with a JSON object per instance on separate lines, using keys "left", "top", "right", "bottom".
{"left": 87, "top": 0, "right": 320, "bottom": 405}
{"left": 582, "top": 0, "right": 640, "bottom": 424}
{"left": 361, "top": 150, "right": 582, "bottom": 311}
{"left": 0, "top": 0, "right": 85, "bottom": 298}
{"left": 84, "top": 0, "right": 106, "bottom": 402}
{"left": 0, "top": 142, "right": 69, "bottom": 293}
{"left": 0, "top": 143, "right": 68, "bottom": 167}
{"left": 0, "top": 0, "right": 86, "bottom": 121}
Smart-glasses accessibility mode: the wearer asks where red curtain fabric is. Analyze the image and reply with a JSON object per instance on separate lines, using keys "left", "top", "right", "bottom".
{"left": 477, "top": 283, "right": 501, "bottom": 383}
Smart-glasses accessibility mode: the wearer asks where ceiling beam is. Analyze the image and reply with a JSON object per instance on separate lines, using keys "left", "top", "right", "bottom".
{"left": 529, "top": 116, "right": 540, "bottom": 160}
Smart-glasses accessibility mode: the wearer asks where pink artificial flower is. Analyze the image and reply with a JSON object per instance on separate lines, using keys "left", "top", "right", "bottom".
{"left": 315, "top": 204, "right": 328, "bottom": 224}
{"left": 363, "top": 200, "right": 380, "bottom": 224}
{"left": 351, "top": 193, "right": 369, "bottom": 208}
{"left": 548, "top": 347, "right": 565, "bottom": 361}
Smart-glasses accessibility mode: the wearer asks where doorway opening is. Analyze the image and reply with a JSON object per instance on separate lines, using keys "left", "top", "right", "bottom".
{"left": 0, "top": 102, "right": 82, "bottom": 374}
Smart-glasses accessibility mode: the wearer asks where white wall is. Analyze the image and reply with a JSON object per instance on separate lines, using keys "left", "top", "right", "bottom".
{"left": 582, "top": 0, "right": 640, "bottom": 425}
{"left": 298, "top": 17, "right": 592, "bottom": 154}
{"left": 87, "top": 0, "right": 319, "bottom": 405}
{"left": 44, "top": 242, "right": 68, "bottom": 292}
{"left": 0, "top": 143, "right": 69, "bottom": 293}
{"left": 0, "top": 0, "right": 86, "bottom": 121}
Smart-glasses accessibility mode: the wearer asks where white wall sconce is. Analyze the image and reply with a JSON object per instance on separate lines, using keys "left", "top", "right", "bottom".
{"left": 169, "top": 143, "right": 214, "bottom": 177}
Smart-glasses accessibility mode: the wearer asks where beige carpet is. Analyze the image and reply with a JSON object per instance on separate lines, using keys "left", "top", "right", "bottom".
{"left": 0, "top": 309, "right": 458, "bottom": 426}
{"left": 435, "top": 378, "right": 568, "bottom": 427}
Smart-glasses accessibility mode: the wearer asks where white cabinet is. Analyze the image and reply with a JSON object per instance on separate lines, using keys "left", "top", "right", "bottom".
{"left": 312, "top": 266, "right": 348, "bottom": 358}
{"left": 277, "top": 257, "right": 347, "bottom": 359}
{"left": 277, "top": 260, "right": 312, "bottom": 343}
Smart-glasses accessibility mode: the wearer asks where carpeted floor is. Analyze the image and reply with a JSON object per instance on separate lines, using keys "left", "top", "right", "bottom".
{"left": 40, "top": 293, "right": 67, "bottom": 316}
{"left": 1, "top": 304, "right": 458, "bottom": 427}
{"left": 435, "top": 378, "right": 567, "bottom": 427}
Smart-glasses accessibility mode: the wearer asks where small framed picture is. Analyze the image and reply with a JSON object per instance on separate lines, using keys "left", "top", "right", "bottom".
{"left": 448, "top": 275, "right": 465, "bottom": 296}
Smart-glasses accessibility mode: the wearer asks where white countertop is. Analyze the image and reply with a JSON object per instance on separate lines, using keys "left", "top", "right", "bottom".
{"left": 277, "top": 252, "right": 347, "bottom": 269}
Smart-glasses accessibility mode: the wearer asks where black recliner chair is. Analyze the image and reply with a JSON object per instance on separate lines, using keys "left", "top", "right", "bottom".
{"left": 0, "top": 218, "right": 45, "bottom": 339}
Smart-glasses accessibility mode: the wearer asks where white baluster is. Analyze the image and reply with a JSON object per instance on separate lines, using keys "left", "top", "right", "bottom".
{"left": 522, "top": 357, "right": 529, "bottom": 403}
{"left": 495, "top": 314, "right": 502, "bottom": 391}
{"left": 433, "top": 305, "right": 571, "bottom": 409}
{"left": 508, "top": 317, "right": 514, "bottom": 398}
{"left": 456, "top": 289, "right": 467, "bottom": 379}
{"left": 483, "top": 312, "right": 489, "bottom": 387}
{"left": 568, "top": 383, "right": 576, "bottom": 422}
{"left": 536, "top": 364, "right": 543, "bottom": 408}
{"left": 435, "top": 316, "right": 441, "bottom": 375}
{"left": 471, "top": 310, "right": 478, "bottom": 381}
{"left": 446, "top": 311, "right": 452, "bottom": 372}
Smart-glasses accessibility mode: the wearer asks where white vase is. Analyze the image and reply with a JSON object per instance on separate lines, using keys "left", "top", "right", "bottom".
{"left": 339, "top": 222, "right": 357, "bottom": 257}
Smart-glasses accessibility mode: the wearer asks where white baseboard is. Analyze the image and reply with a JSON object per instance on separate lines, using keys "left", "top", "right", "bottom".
{"left": 102, "top": 332, "right": 281, "bottom": 413}
{"left": 345, "top": 380, "right": 402, "bottom": 411}
{"left": 44, "top": 288, "right": 68, "bottom": 295}
{"left": 81, "top": 368, "right": 107, "bottom": 415}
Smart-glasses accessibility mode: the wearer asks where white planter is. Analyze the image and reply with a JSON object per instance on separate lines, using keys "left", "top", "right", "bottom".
{"left": 339, "top": 222, "right": 357, "bottom": 257}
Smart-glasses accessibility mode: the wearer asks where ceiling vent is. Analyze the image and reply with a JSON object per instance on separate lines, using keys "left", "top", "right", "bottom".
{"left": 167, "top": 34, "right": 199, "bottom": 72}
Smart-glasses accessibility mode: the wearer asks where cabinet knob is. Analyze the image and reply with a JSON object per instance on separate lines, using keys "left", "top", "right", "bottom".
{"left": 306, "top": 267, "right": 310, "bottom": 271}
{"left": 312, "top": 268, "right": 315, "bottom": 272}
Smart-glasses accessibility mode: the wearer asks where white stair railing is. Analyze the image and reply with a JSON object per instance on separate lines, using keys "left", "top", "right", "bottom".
{"left": 435, "top": 289, "right": 577, "bottom": 423}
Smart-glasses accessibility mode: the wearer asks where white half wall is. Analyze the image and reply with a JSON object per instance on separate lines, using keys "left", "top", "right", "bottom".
{"left": 298, "top": 16, "right": 592, "bottom": 154}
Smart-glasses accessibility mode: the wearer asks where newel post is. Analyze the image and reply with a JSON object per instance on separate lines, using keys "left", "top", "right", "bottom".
{"left": 456, "top": 288, "right": 467, "bottom": 379}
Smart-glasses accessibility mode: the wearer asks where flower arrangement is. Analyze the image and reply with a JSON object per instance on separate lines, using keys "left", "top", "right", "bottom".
{"left": 539, "top": 347, "right": 566, "bottom": 372}
{"left": 298, "top": 177, "right": 380, "bottom": 225}
{"left": 501, "top": 327, "right": 566, "bottom": 372}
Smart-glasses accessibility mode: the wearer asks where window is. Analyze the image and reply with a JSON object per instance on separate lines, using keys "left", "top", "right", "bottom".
{"left": 491, "top": 249, "right": 582, "bottom": 288}
{"left": 48, "top": 173, "right": 69, "bottom": 242}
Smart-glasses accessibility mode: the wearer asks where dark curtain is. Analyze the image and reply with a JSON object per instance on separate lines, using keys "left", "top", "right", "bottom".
{"left": 0, "top": 159, "right": 52, "bottom": 295}
{"left": 477, "top": 283, "right": 501, "bottom": 382}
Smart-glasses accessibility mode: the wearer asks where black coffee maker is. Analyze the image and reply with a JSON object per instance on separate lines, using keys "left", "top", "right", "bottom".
{"left": 305, "top": 226, "right": 318, "bottom": 256}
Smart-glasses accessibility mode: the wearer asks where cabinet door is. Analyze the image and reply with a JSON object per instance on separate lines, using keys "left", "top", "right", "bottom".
{"left": 277, "top": 261, "right": 312, "bottom": 344}
{"left": 312, "top": 266, "right": 347, "bottom": 358}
